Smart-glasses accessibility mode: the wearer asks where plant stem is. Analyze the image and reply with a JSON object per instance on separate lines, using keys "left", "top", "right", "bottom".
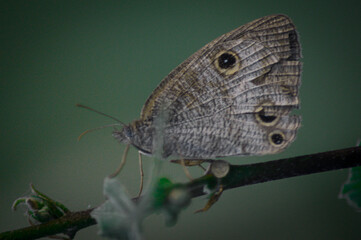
{"left": 1, "top": 146, "right": 360, "bottom": 240}
{"left": 0, "top": 209, "right": 95, "bottom": 240}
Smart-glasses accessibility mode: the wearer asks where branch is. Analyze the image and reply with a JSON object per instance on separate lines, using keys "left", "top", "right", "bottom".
{"left": 0, "top": 209, "right": 95, "bottom": 240}
{"left": 1, "top": 146, "right": 360, "bottom": 240}
{"left": 188, "top": 146, "right": 361, "bottom": 198}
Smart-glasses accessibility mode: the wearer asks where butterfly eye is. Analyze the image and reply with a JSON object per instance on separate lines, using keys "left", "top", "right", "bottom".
{"left": 124, "top": 126, "right": 133, "bottom": 139}
{"left": 268, "top": 131, "right": 285, "bottom": 146}
{"left": 214, "top": 50, "right": 241, "bottom": 75}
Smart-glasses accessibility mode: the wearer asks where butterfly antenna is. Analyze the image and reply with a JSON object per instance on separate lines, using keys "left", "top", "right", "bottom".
{"left": 76, "top": 104, "right": 126, "bottom": 140}
{"left": 76, "top": 104, "right": 126, "bottom": 126}
{"left": 77, "top": 123, "right": 121, "bottom": 141}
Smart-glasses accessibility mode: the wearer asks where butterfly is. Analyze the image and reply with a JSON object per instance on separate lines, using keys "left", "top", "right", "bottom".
{"left": 112, "top": 14, "right": 302, "bottom": 161}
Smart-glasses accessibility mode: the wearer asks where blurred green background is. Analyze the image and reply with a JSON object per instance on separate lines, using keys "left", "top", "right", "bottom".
{"left": 1, "top": 0, "right": 361, "bottom": 239}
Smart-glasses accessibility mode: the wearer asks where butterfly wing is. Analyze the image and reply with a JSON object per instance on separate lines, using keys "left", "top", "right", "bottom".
{"left": 140, "top": 14, "right": 302, "bottom": 158}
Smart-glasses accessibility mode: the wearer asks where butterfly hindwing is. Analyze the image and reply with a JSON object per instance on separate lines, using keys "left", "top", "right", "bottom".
{"left": 133, "top": 14, "right": 301, "bottom": 158}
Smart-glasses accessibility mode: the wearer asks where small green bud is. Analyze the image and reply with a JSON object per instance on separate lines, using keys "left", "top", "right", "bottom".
{"left": 12, "top": 184, "right": 69, "bottom": 224}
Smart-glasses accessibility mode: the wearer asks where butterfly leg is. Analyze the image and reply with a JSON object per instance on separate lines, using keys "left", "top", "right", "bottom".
{"left": 198, "top": 164, "right": 206, "bottom": 171}
{"left": 171, "top": 159, "right": 210, "bottom": 179}
{"left": 136, "top": 152, "right": 144, "bottom": 197}
{"left": 170, "top": 159, "right": 206, "bottom": 167}
{"left": 109, "top": 144, "right": 130, "bottom": 178}
{"left": 195, "top": 184, "right": 224, "bottom": 213}
{"left": 180, "top": 158, "right": 194, "bottom": 180}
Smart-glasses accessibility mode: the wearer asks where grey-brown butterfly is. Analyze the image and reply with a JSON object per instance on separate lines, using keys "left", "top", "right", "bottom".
{"left": 113, "top": 14, "right": 302, "bottom": 160}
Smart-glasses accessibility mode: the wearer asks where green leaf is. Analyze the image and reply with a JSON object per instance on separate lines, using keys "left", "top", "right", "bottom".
{"left": 152, "top": 178, "right": 191, "bottom": 226}
{"left": 12, "top": 184, "right": 69, "bottom": 224}
{"left": 339, "top": 166, "right": 361, "bottom": 211}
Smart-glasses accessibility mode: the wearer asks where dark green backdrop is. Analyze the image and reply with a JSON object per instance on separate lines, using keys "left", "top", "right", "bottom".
{"left": 1, "top": 0, "right": 361, "bottom": 239}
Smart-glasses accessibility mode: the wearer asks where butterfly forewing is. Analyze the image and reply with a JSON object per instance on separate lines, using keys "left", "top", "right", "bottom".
{"left": 128, "top": 14, "right": 302, "bottom": 158}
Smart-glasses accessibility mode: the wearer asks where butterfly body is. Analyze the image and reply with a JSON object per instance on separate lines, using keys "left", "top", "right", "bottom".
{"left": 113, "top": 14, "right": 302, "bottom": 159}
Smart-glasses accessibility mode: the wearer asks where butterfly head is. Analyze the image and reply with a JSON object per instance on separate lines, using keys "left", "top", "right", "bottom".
{"left": 112, "top": 125, "right": 133, "bottom": 144}
{"left": 113, "top": 121, "right": 153, "bottom": 156}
